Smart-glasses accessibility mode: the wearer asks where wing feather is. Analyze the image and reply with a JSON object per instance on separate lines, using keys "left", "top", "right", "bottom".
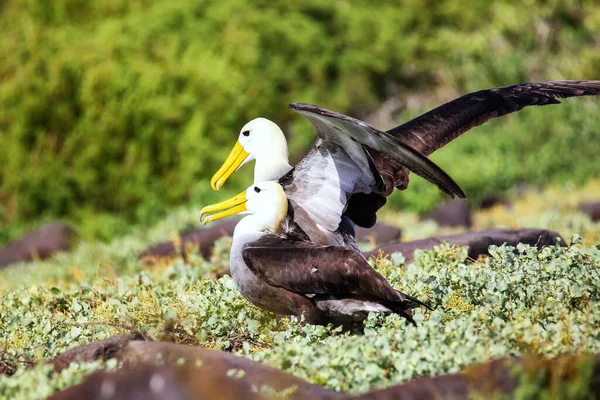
{"left": 387, "top": 80, "right": 600, "bottom": 155}
{"left": 289, "top": 103, "right": 466, "bottom": 199}
{"left": 280, "top": 143, "right": 377, "bottom": 244}
{"left": 242, "top": 235, "right": 403, "bottom": 303}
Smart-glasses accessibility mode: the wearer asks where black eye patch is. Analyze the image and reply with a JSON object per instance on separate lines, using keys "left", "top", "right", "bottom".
{"left": 254, "top": 187, "right": 261, "bottom": 193}
{"left": 242, "top": 130, "right": 250, "bottom": 137}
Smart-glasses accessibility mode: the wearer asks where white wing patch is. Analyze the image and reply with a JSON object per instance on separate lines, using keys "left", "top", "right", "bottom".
{"left": 285, "top": 132, "right": 376, "bottom": 244}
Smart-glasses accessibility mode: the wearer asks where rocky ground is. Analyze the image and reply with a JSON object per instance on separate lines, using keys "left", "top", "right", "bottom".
{"left": 1, "top": 180, "right": 600, "bottom": 399}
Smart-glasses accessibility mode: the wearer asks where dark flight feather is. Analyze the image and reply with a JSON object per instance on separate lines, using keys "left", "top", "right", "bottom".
{"left": 289, "top": 103, "right": 466, "bottom": 199}
{"left": 387, "top": 80, "right": 600, "bottom": 156}
{"left": 311, "top": 80, "right": 600, "bottom": 227}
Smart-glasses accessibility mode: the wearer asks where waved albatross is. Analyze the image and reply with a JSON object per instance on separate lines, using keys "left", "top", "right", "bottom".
{"left": 211, "top": 80, "right": 600, "bottom": 231}
{"left": 200, "top": 181, "right": 426, "bottom": 325}
{"left": 211, "top": 108, "right": 467, "bottom": 246}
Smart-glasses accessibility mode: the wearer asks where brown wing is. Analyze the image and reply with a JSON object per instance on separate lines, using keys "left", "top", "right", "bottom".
{"left": 241, "top": 235, "right": 403, "bottom": 303}
{"left": 289, "top": 103, "right": 466, "bottom": 199}
{"left": 387, "top": 80, "right": 600, "bottom": 156}
{"left": 347, "top": 80, "right": 600, "bottom": 223}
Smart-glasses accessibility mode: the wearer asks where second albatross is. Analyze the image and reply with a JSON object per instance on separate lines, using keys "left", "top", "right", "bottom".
{"left": 200, "top": 181, "right": 427, "bottom": 325}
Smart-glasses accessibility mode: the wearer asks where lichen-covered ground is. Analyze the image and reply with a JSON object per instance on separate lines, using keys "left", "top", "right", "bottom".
{"left": 1, "top": 181, "right": 600, "bottom": 399}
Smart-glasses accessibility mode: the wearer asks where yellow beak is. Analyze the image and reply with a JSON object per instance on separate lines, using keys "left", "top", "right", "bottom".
{"left": 210, "top": 141, "right": 250, "bottom": 191}
{"left": 199, "top": 190, "right": 247, "bottom": 225}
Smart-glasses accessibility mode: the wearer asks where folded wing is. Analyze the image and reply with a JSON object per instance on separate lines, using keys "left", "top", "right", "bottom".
{"left": 242, "top": 235, "right": 404, "bottom": 303}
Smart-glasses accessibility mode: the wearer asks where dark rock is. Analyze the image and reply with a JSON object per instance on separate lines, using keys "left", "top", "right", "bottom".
{"left": 355, "top": 357, "right": 516, "bottom": 399}
{"left": 354, "top": 371, "right": 472, "bottom": 400}
{"left": 48, "top": 367, "right": 192, "bottom": 400}
{"left": 139, "top": 219, "right": 238, "bottom": 262}
{"left": 47, "top": 348, "right": 600, "bottom": 399}
{"left": 478, "top": 194, "right": 511, "bottom": 210}
{"left": 365, "top": 228, "right": 565, "bottom": 262}
{"left": 48, "top": 334, "right": 143, "bottom": 372}
{"left": 48, "top": 340, "right": 339, "bottom": 400}
{"left": 355, "top": 223, "right": 401, "bottom": 245}
{"left": 423, "top": 199, "right": 472, "bottom": 228}
{"left": 579, "top": 201, "right": 600, "bottom": 222}
{"left": 355, "top": 354, "right": 600, "bottom": 400}
{"left": 118, "top": 341, "right": 336, "bottom": 399}
{"left": 0, "top": 223, "right": 76, "bottom": 268}
{"left": 140, "top": 220, "right": 401, "bottom": 263}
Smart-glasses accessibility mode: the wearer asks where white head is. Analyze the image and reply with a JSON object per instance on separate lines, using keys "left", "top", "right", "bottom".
{"left": 200, "top": 181, "right": 288, "bottom": 234}
{"left": 210, "top": 118, "right": 291, "bottom": 190}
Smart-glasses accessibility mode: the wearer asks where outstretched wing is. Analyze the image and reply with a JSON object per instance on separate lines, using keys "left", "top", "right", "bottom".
{"left": 241, "top": 235, "right": 404, "bottom": 303}
{"left": 387, "top": 80, "right": 600, "bottom": 155}
{"left": 289, "top": 103, "right": 465, "bottom": 199}
{"left": 284, "top": 103, "right": 465, "bottom": 243}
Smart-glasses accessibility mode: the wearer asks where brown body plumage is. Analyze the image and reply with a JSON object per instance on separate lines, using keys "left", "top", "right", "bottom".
{"left": 204, "top": 80, "right": 600, "bottom": 324}
{"left": 202, "top": 182, "right": 425, "bottom": 326}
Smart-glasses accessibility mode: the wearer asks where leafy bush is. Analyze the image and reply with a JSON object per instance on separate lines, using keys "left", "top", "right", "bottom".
{"left": 1, "top": 185, "right": 600, "bottom": 397}
{"left": 1, "top": 0, "right": 599, "bottom": 241}
{"left": 1, "top": 240, "right": 599, "bottom": 397}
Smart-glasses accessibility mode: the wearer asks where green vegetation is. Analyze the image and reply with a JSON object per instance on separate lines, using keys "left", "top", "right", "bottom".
{"left": 2, "top": 1, "right": 600, "bottom": 396}
{"left": 1, "top": 0, "right": 600, "bottom": 242}
{"left": 511, "top": 355, "right": 599, "bottom": 400}
{"left": 1, "top": 184, "right": 600, "bottom": 398}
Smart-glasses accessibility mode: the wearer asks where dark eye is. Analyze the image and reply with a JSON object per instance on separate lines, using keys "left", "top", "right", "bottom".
{"left": 254, "top": 187, "right": 261, "bottom": 193}
{"left": 242, "top": 130, "right": 250, "bottom": 137}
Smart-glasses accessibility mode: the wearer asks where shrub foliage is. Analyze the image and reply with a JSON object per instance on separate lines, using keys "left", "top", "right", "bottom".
{"left": 1, "top": 0, "right": 599, "bottom": 239}
{"left": 1, "top": 188, "right": 600, "bottom": 397}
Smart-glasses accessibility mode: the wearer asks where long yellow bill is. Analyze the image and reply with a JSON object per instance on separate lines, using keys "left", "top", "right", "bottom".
{"left": 200, "top": 190, "right": 247, "bottom": 225}
{"left": 210, "top": 141, "right": 250, "bottom": 191}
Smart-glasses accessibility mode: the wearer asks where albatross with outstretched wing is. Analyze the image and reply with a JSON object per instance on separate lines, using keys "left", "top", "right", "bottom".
{"left": 211, "top": 80, "right": 600, "bottom": 232}
{"left": 212, "top": 108, "right": 465, "bottom": 245}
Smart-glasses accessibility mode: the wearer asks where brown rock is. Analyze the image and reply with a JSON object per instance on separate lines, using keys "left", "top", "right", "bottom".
{"left": 579, "top": 201, "right": 600, "bottom": 222}
{"left": 355, "top": 224, "right": 401, "bottom": 245}
{"left": 354, "top": 354, "right": 600, "bottom": 399}
{"left": 48, "top": 334, "right": 143, "bottom": 373}
{"left": 354, "top": 357, "right": 513, "bottom": 400}
{"left": 423, "top": 199, "right": 472, "bottom": 228}
{"left": 0, "top": 223, "right": 76, "bottom": 268}
{"left": 118, "top": 341, "right": 337, "bottom": 399}
{"left": 140, "top": 220, "right": 401, "bottom": 263}
{"left": 48, "top": 340, "right": 340, "bottom": 400}
{"left": 139, "top": 219, "right": 238, "bottom": 262}
{"left": 45, "top": 339, "right": 600, "bottom": 400}
{"left": 47, "top": 367, "right": 193, "bottom": 400}
{"left": 365, "top": 228, "right": 565, "bottom": 262}
{"left": 47, "top": 350, "right": 600, "bottom": 399}
{"left": 478, "top": 194, "right": 511, "bottom": 210}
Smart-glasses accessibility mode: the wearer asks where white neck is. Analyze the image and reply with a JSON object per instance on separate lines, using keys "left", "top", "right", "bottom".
{"left": 254, "top": 157, "right": 292, "bottom": 182}
{"left": 233, "top": 213, "right": 281, "bottom": 237}
{"left": 234, "top": 216, "right": 264, "bottom": 237}
{"left": 248, "top": 124, "right": 291, "bottom": 182}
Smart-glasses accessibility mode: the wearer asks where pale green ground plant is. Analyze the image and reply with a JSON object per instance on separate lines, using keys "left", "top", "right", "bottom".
{"left": 1, "top": 183, "right": 600, "bottom": 398}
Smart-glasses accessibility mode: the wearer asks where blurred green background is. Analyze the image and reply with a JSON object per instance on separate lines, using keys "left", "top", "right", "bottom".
{"left": 1, "top": 0, "right": 599, "bottom": 244}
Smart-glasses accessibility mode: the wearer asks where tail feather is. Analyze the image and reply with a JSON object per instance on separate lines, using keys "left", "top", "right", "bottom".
{"left": 384, "top": 291, "right": 433, "bottom": 325}
{"left": 403, "top": 293, "right": 434, "bottom": 311}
